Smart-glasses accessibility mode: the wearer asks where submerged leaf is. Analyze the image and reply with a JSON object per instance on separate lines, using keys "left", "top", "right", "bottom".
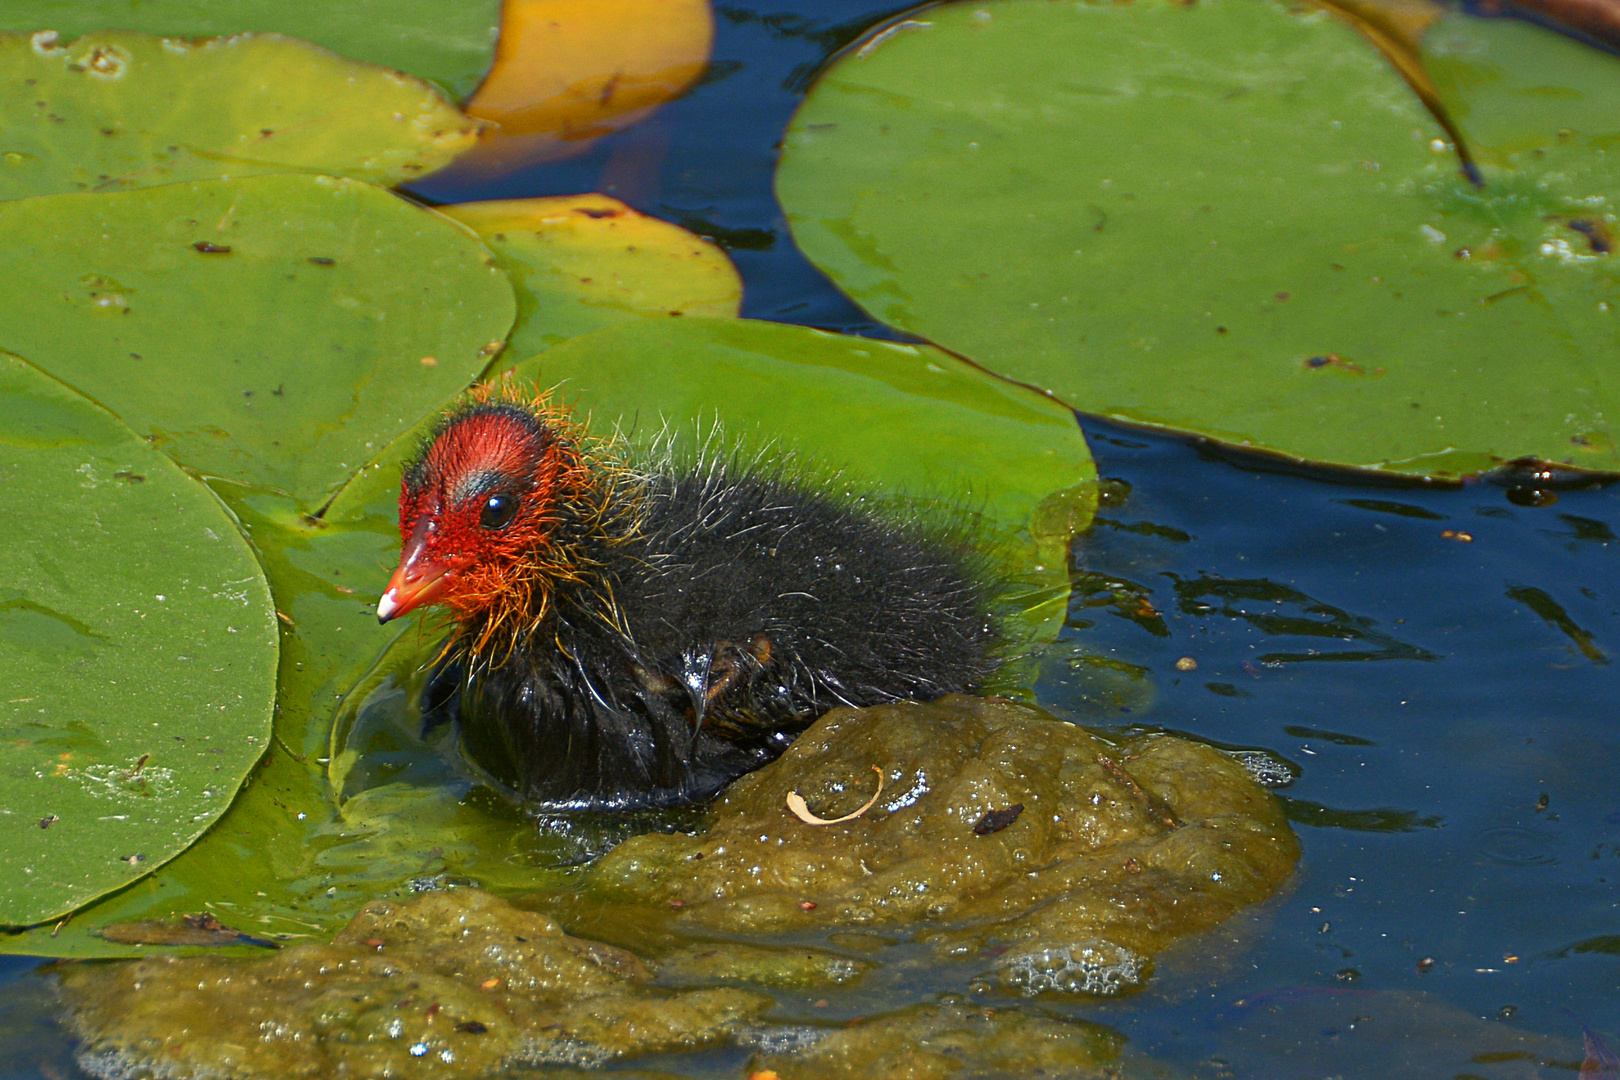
{"left": 0, "top": 352, "right": 277, "bottom": 928}
{"left": 0, "top": 29, "right": 478, "bottom": 200}
{"left": 99, "top": 914, "right": 278, "bottom": 949}
{"left": 1582, "top": 1022, "right": 1620, "bottom": 1079}
{"left": 779, "top": 0, "right": 1620, "bottom": 478}
{"left": 0, "top": 173, "right": 515, "bottom": 507}
{"left": 0, "top": 0, "right": 501, "bottom": 99}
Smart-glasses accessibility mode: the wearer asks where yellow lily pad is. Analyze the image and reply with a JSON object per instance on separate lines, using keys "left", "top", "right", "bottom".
{"left": 443, "top": 0, "right": 713, "bottom": 177}
{"left": 442, "top": 193, "right": 742, "bottom": 359}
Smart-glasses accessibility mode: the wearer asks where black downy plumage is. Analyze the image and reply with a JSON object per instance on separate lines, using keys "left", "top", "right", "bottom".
{"left": 382, "top": 397, "right": 999, "bottom": 811}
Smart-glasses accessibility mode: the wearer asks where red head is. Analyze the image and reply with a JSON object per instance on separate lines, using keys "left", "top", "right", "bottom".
{"left": 378, "top": 393, "right": 600, "bottom": 637}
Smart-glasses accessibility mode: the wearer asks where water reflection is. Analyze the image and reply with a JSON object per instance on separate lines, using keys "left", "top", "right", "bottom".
{"left": 1505, "top": 585, "right": 1609, "bottom": 664}
{"left": 1166, "top": 573, "right": 1437, "bottom": 664}
{"left": 1283, "top": 798, "right": 1444, "bottom": 834}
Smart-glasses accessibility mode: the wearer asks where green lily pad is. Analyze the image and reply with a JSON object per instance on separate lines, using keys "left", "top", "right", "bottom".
{"left": 1424, "top": 12, "right": 1620, "bottom": 174}
{"left": 0, "top": 29, "right": 479, "bottom": 200}
{"left": 778, "top": 0, "right": 1620, "bottom": 478}
{"left": 0, "top": 482, "right": 452, "bottom": 958}
{"left": 0, "top": 173, "right": 515, "bottom": 508}
{"left": 0, "top": 1, "right": 500, "bottom": 99}
{"left": 0, "top": 351, "right": 277, "bottom": 929}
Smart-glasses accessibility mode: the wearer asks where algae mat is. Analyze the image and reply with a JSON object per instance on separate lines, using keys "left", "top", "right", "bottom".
{"left": 778, "top": 0, "right": 1620, "bottom": 477}
{"left": 57, "top": 888, "right": 1128, "bottom": 1078}
{"left": 556, "top": 695, "right": 1300, "bottom": 994}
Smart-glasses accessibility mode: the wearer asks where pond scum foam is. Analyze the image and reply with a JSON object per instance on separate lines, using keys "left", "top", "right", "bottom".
{"left": 56, "top": 695, "right": 1298, "bottom": 1078}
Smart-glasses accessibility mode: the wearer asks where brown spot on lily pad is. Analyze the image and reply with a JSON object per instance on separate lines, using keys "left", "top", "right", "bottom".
{"left": 1568, "top": 217, "right": 1613, "bottom": 254}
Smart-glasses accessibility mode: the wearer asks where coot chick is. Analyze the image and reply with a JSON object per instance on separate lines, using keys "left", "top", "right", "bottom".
{"left": 377, "top": 388, "right": 998, "bottom": 810}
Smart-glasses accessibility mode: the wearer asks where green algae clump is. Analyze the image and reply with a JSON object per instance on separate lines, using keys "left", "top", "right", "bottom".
{"left": 748, "top": 999, "right": 1125, "bottom": 1080}
{"left": 583, "top": 695, "right": 1300, "bottom": 996}
{"left": 657, "top": 941, "right": 874, "bottom": 990}
{"left": 58, "top": 889, "right": 771, "bottom": 1078}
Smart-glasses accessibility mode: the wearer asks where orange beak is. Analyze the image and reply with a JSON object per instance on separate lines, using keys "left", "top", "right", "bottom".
{"left": 377, "top": 516, "right": 452, "bottom": 623}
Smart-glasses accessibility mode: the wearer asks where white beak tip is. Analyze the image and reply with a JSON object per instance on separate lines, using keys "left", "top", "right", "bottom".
{"left": 376, "top": 589, "right": 400, "bottom": 623}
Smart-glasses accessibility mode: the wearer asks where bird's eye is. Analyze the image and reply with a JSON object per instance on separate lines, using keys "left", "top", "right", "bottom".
{"left": 479, "top": 493, "right": 519, "bottom": 531}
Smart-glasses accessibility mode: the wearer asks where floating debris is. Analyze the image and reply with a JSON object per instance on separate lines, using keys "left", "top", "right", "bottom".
{"left": 972, "top": 804, "right": 1024, "bottom": 836}
{"left": 786, "top": 765, "right": 884, "bottom": 825}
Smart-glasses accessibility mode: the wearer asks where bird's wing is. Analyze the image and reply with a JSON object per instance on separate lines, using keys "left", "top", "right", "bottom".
{"left": 658, "top": 632, "right": 784, "bottom": 737}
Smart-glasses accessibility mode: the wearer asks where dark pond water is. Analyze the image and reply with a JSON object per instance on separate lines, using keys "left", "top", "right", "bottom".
{"left": 4, "top": 1, "right": 1618, "bottom": 1075}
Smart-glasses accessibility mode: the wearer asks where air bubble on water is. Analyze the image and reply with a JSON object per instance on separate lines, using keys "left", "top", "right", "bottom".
{"left": 73, "top": 1048, "right": 149, "bottom": 1079}
{"left": 1225, "top": 748, "right": 1297, "bottom": 788}
{"left": 513, "top": 1038, "right": 614, "bottom": 1069}
{"left": 736, "top": 1024, "right": 827, "bottom": 1054}
{"left": 998, "top": 940, "right": 1147, "bottom": 997}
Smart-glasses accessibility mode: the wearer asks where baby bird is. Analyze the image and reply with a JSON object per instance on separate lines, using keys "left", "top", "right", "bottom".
{"left": 378, "top": 388, "right": 998, "bottom": 811}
